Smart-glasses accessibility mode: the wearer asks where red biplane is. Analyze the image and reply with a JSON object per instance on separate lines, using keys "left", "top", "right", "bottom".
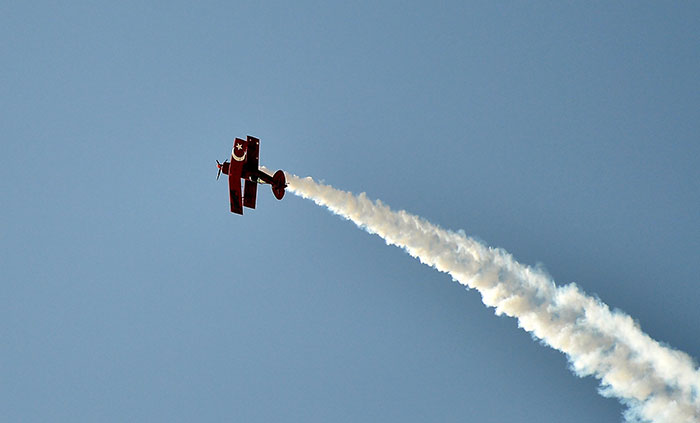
{"left": 216, "top": 136, "right": 286, "bottom": 214}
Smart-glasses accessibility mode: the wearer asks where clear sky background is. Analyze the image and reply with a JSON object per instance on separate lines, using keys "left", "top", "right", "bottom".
{"left": 2, "top": 2, "right": 699, "bottom": 422}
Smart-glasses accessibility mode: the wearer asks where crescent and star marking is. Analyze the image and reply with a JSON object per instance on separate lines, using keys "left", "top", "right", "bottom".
{"left": 232, "top": 143, "right": 247, "bottom": 162}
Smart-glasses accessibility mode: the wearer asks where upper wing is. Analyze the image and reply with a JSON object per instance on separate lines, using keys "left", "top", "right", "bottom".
{"left": 228, "top": 138, "right": 248, "bottom": 215}
{"left": 229, "top": 181, "right": 243, "bottom": 214}
{"left": 229, "top": 168, "right": 243, "bottom": 215}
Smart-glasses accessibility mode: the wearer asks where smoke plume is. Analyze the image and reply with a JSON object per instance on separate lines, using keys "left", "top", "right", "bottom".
{"left": 286, "top": 172, "right": 700, "bottom": 423}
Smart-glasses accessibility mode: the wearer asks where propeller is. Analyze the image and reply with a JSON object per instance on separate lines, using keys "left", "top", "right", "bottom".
{"left": 216, "top": 160, "right": 222, "bottom": 180}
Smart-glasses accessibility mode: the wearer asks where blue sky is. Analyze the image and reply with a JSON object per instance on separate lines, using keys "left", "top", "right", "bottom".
{"left": 2, "top": 2, "right": 699, "bottom": 422}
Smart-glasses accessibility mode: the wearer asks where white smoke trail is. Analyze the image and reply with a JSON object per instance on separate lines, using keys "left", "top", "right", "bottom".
{"left": 285, "top": 172, "right": 700, "bottom": 423}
